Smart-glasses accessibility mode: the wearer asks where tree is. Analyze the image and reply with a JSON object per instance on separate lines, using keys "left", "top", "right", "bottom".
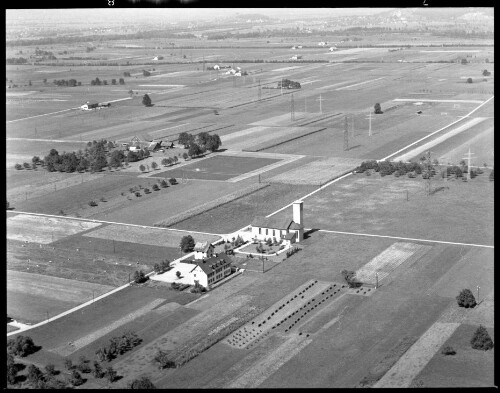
{"left": 341, "top": 270, "right": 362, "bottom": 288}
{"left": 467, "top": 78, "right": 473, "bottom": 83}
{"left": 139, "top": 164, "right": 146, "bottom": 173}
{"left": 92, "top": 361, "right": 104, "bottom": 378}
{"left": 45, "top": 364, "right": 57, "bottom": 376}
{"left": 142, "top": 94, "right": 152, "bottom": 106}
{"left": 374, "top": 102, "right": 383, "bottom": 114}
{"left": 180, "top": 235, "right": 195, "bottom": 253}
{"left": 143, "top": 70, "right": 151, "bottom": 77}
{"left": 32, "top": 156, "right": 40, "bottom": 166}
{"left": 441, "top": 345, "right": 456, "bottom": 355}
{"left": 461, "top": 58, "right": 468, "bottom": 65}
{"left": 111, "top": 79, "right": 117, "bottom": 85}
{"left": 173, "top": 156, "right": 178, "bottom": 164}
{"left": 178, "top": 132, "right": 191, "bottom": 148}
{"left": 176, "top": 271, "right": 182, "bottom": 279}
{"left": 183, "top": 152, "right": 189, "bottom": 160}
{"left": 151, "top": 161, "right": 158, "bottom": 170}
{"left": 169, "top": 178, "right": 177, "bottom": 185}
{"left": 482, "top": 69, "right": 491, "bottom": 76}
{"left": 129, "top": 376, "right": 157, "bottom": 389}
{"left": 64, "top": 359, "right": 74, "bottom": 371}
{"left": 188, "top": 143, "right": 203, "bottom": 158}
{"left": 161, "top": 158, "right": 168, "bottom": 166}
{"left": 161, "top": 260, "right": 170, "bottom": 272}
{"left": 471, "top": 325, "right": 494, "bottom": 350}
{"left": 7, "top": 353, "right": 18, "bottom": 385}
{"left": 70, "top": 370, "right": 84, "bottom": 386}
{"left": 7, "top": 335, "right": 38, "bottom": 357}
{"left": 160, "top": 179, "right": 169, "bottom": 188}
{"left": 119, "top": 78, "right": 125, "bottom": 85}
{"left": 109, "top": 149, "right": 125, "bottom": 168}
{"left": 206, "top": 134, "right": 222, "bottom": 152}
{"left": 23, "top": 162, "right": 31, "bottom": 169}
{"left": 456, "top": 289, "right": 477, "bottom": 308}
{"left": 105, "top": 366, "right": 117, "bottom": 382}
{"left": 15, "top": 163, "right": 22, "bottom": 170}
{"left": 27, "top": 364, "right": 44, "bottom": 386}
{"left": 196, "top": 132, "right": 211, "bottom": 148}
{"left": 152, "top": 184, "right": 160, "bottom": 191}
{"left": 133, "top": 270, "right": 147, "bottom": 284}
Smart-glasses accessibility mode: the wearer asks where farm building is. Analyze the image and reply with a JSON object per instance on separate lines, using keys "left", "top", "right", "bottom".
{"left": 291, "top": 55, "right": 302, "bottom": 60}
{"left": 251, "top": 200, "right": 304, "bottom": 243}
{"left": 189, "top": 255, "right": 232, "bottom": 288}
{"left": 193, "top": 241, "right": 214, "bottom": 260}
{"left": 80, "top": 101, "right": 99, "bottom": 110}
{"left": 329, "top": 46, "right": 338, "bottom": 51}
{"left": 318, "top": 41, "right": 328, "bottom": 46}
{"left": 148, "top": 140, "right": 162, "bottom": 151}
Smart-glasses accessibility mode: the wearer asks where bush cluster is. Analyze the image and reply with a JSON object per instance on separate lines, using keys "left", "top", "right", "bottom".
{"left": 355, "top": 160, "right": 427, "bottom": 177}
{"left": 95, "top": 331, "right": 141, "bottom": 362}
{"left": 7, "top": 335, "right": 38, "bottom": 357}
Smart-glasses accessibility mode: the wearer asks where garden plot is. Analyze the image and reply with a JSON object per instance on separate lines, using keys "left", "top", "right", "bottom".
{"left": 83, "top": 224, "right": 220, "bottom": 248}
{"left": 267, "top": 157, "right": 362, "bottom": 185}
{"left": 356, "top": 242, "right": 432, "bottom": 285}
{"left": 224, "top": 279, "right": 343, "bottom": 349}
{"left": 7, "top": 214, "right": 101, "bottom": 244}
{"left": 51, "top": 298, "right": 165, "bottom": 356}
{"left": 226, "top": 333, "right": 313, "bottom": 388}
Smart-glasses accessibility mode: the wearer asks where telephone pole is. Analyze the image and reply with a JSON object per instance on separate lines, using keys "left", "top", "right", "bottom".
{"left": 258, "top": 79, "right": 262, "bottom": 101}
{"left": 462, "top": 147, "right": 476, "bottom": 181}
{"left": 368, "top": 111, "right": 372, "bottom": 137}
{"left": 343, "top": 115, "right": 349, "bottom": 151}
{"left": 281, "top": 77, "right": 283, "bottom": 95}
{"left": 317, "top": 94, "right": 324, "bottom": 114}
{"left": 291, "top": 94, "right": 295, "bottom": 121}
{"left": 351, "top": 114, "right": 355, "bottom": 138}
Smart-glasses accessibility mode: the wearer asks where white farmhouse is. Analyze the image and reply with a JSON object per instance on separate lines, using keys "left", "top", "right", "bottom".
{"left": 187, "top": 255, "right": 233, "bottom": 288}
{"left": 80, "top": 101, "right": 99, "bottom": 111}
{"left": 193, "top": 241, "right": 214, "bottom": 260}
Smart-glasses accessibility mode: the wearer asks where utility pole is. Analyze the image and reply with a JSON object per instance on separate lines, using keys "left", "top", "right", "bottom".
{"left": 258, "top": 79, "right": 262, "bottom": 101}
{"left": 343, "top": 115, "right": 349, "bottom": 151}
{"left": 304, "top": 97, "right": 307, "bottom": 113}
{"left": 462, "top": 147, "right": 475, "bottom": 181}
{"left": 317, "top": 94, "right": 323, "bottom": 114}
{"left": 368, "top": 111, "right": 372, "bottom": 137}
{"left": 291, "top": 94, "right": 295, "bottom": 121}
{"left": 351, "top": 114, "right": 355, "bottom": 138}
{"left": 281, "top": 77, "right": 283, "bottom": 95}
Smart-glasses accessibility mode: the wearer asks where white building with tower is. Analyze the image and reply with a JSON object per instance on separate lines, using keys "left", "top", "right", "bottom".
{"left": 250, "top": 200, "right": 304, "bottom": 244}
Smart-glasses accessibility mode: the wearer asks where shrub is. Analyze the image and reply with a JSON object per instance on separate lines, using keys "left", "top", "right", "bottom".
{"left": 23, "top": 162, "right": 31, "bottom": 169}
{"left": 183, "top": 152, "right": 189, "bottom": 160}
{"left": 64, "top": 359, "right": 74, "bottom": 371}
{"left": 88, "top": 200, "right": 98, "bottom": 207}
{"left": 139, "top": 164, "right": 146, "bottom": 172}
{"left": 152, "top": 184, "right": 160, "bottom": 191}
{"left": 169, "top": 178, "right": 177, "bottom": 185}
{"left": 341, "top": 269, "right": 362, "bottom": 288}
{"left": 160, "top": 179, "right": 169, "bottom": 188}
{"left": 151, "top": 161, "right": 158, "bottom": 170}
{"left": 441, "top": 345, "right": 456, "bottom": 355}
{"left": 15, "top": 163, "right": 22, "bottom": 170}
{"left": 133, "top": 270, "right": 148, "bottom": 284}
{"left": 69, "top": 370, "right": 84, "bottom": 386}
{"left": 176, "top": 271, "right": 182, "bottom": 279}
{"left": 456, "top": 289, "right": 477, "bottom": 308}
{"left": 135, "top": 191, "right": 141, "bottom": 197}
{"left": 100, "top": 196, "right": 106, "bottom": 202}
{"left": 129, "top": 376, "right": 157, "bottom": 389}
{"left": 161, "top": 158, "right": 168, "bottom": 166}
{"left": 471, "top": 325, "right": 494, "bottom": 350}
{"left": 144, "top": 188, "right": 150, "bottom": 194}
{"left": 467, "top": 78, "right": 473, "bottom": 83}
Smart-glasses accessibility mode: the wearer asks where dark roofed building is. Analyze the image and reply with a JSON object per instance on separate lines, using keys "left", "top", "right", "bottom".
{"left": 193, "top": 241, "right": 214, "bottom": 260}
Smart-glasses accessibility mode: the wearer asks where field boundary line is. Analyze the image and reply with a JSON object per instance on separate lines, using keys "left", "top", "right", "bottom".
{"left": 317, "top": 229, "right": 493, "bottom": 249}
{"left": 6, "top": 210, "right": 222, "bottom": 237}
{"left": 381, "top": 95, "right": 494, "bottom": 161}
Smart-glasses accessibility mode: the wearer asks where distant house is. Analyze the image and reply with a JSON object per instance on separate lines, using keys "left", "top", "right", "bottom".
{"left": 153, "top": 56, "right": 164, "bottom": 61}
{"left": 188, "top": 255, "right": 232, "bottom": 288}
{"left": 251, "top": 200, "right": 304, "bottom": 244}
{"left": 318, "top": 41, "right": 327, "bottom": 46}
{"left": 193, "top": 241, "right": 214, "bottom": 260}
{"left": 297, "top": 45, "right": 303, "bottom": 49}
{"left": 290, "top": 55, "right": 302, "bottom": 60}
{"left": 213, "top": 64, "right": 220, "bottom": 70}
{"left": 80, "top": 101, "right": 99, "bottom": 111}
{"left": 329, "top": 46, "right": 338, "bottom": 51}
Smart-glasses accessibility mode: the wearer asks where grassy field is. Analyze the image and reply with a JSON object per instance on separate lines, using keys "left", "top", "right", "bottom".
{"left": 7, "top": 270, "right": 114, "bottom": 324}
{"left": 156, "top": 154, "right": 281, "bottom": 181}
{"left": 268, "top": 171, "right": 494, "bottom": 245}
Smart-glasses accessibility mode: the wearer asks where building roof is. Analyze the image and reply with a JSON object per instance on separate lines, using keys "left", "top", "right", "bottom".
{"left": 251, "top": 215, "right": 303, "bottom": 231}
{"left": 192, "top": 254, "right": 232, "bottom": 275}
{"left": 194, "top": 241, "right": 212, "bottom": 252}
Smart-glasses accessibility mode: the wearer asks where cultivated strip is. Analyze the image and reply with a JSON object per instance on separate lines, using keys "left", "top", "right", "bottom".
{"left": 374, "top": 322, "right": 460, "bottom": 388}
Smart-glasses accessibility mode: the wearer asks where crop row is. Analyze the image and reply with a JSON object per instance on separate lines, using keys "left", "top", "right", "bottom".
{"left": 153, "top": 183, "right": 269, "bottom": 228}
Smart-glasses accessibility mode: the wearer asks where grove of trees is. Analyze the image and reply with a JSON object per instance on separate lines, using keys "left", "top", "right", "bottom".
{"left": 178, "top": 132, "right": 221, "bottom": 153}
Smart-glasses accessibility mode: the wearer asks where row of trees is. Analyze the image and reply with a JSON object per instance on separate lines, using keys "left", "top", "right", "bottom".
{"left": 91, "top": 77, "right": 125, "bottom": 86}
{"left": 277, "top": 79, "right": 301, "bottom": 89}
{"left": 95, "top": 331, "right": 142, "bottom": 363}
{"left": 53, "top": 78, "right": 81, "bottom": 87}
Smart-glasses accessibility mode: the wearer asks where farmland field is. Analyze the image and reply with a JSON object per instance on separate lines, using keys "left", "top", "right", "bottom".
{"left": 7, "top": 270, "right": 114, "bottom": 324}
{"left": 5, "top": 12, "right": 494, "bottom": 390}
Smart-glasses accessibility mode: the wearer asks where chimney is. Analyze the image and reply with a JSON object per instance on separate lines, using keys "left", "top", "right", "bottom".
{"left": 292, "top": 200, "right": 303, "bottom": 226}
